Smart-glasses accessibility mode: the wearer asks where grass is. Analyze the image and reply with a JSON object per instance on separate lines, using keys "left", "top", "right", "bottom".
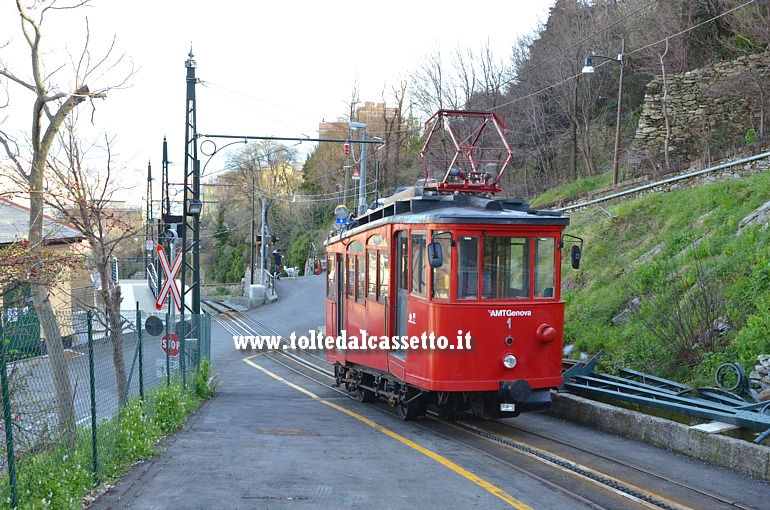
{"left": 561, "top": 171, "right": 770, "bottom": 386}
{"left": 530, "top": 172, "right": 613, "bottom": 207}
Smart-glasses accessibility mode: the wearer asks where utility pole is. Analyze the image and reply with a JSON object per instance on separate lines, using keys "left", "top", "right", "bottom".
{"left": 350, "top": 122, "right": 368, "bottom": 216}
{"left": 160, "top": 137, "right": 170, "bottom": 297}
{"left": 145, "top": 161, "right": 152, "bottom": 278}
{"left": 260, "top": 198, "right": 268, "bottom": 284}
{"left": 181, "top": 48, "right": 202, "bottom": 316}
{"left": 250, "top": 172, "right": 256, "bottom": 285}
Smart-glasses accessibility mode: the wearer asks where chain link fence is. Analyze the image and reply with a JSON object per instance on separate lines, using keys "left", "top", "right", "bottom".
{"left": 0, "top": 307, "right": 211, "bottom": 508}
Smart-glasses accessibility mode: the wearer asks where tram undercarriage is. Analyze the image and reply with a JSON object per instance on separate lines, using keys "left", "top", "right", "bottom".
{"left": 334, "top": 363, "right": 551, "bottom": 421}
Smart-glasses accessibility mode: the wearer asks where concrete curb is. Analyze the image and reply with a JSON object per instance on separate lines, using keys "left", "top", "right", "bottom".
{"left": 549, "top": 392, "right": 770, "bottom": 481}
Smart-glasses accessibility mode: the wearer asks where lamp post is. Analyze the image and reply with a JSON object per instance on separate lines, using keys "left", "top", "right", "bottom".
{"left": 350, "top": 121, "right": 367, "bottom": 216}
{"left": 582, "top": 38, "right": 625, "bottom": 189}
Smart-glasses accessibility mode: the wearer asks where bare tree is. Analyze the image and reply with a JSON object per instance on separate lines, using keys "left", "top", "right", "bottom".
{"left": 410, "top": 47, "right": 462, "bottom": 118}
{"left": 369, "top": 79, "right": 422, "bottom": 194}
{"left": 0, "top": 0, "right": 133, "bottom": 439}
{"left": 46, "top": 120, "right": 141, "bottom": 404}
{"left": 658, "top": 38, "right": 673, "bottom": 173}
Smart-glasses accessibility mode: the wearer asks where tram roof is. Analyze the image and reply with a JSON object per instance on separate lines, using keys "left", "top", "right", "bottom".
{"left": 328, "top": 192, "right": 569, "bottom": 242}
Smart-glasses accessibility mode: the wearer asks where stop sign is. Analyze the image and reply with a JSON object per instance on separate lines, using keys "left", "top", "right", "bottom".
{"left": 161, "top": 334, "right": 180, "bottom": 357}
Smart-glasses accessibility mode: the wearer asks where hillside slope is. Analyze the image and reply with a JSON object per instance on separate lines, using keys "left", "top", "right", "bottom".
{"left": 561, "top": 169, "right": 770, "bottom": 387}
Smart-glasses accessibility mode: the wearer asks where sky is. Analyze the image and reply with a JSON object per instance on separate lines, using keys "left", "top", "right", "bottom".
{"left": 1, "top": 0, "right": 554, "bottom": 203}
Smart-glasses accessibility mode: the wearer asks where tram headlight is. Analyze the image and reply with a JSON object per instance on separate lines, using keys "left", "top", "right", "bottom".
{"left": 502, "top": 354, "right": 517, "bottom": 369}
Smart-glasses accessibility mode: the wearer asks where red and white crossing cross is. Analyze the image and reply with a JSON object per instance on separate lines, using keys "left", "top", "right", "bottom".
{"left": 155, "top": 245, "right": 183, "bottom": 311}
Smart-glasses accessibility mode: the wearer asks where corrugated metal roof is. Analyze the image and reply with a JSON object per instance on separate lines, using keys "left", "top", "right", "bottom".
{"left": 0, "top": 198, "right": 83, "bottom": 246}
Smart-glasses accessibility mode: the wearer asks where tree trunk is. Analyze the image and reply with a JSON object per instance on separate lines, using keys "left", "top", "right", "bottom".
{"left": 32, "top": 285, "right": 75, "bottom": 446}
{"left": 100, "top": 278, "right": 127, "bottom": 405}
{"left": 29, "top": 186, "right": 75, "bottom": 446}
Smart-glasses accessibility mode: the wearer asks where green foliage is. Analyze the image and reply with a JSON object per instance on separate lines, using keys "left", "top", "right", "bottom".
{"left": 730, "top": 294, "right": 770, "bottom": 368}
{"left": 286, "top": 231, "right": 312, "bottom": 275}
{"left": 210, "top": 245, "right": 246, "bottom": 283}
{"left": 530, "top": 172, "right": 613, "bottom": 207}
{"left": 153, "top": 383, "right": 197, "bottom": 435}
{"left": 12, "top": 448, "right": 93, "bottom": 510}
{"left": 195, "top": 359, "right": 216, "bottom": 400}
{"left": 116, "top": 399, "right": 157, "bottom": 464}
{"left": 213, "top": 206, "right": 230, "bottom": 246}
{"left": 745, "top": 128, "right": 757, "bottom": 146}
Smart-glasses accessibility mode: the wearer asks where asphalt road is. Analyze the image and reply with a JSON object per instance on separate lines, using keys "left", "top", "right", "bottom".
{"left": 89, "top": 273, "right": 770, "bottom": 510}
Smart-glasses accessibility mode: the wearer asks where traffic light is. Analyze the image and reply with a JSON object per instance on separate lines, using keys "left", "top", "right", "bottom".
{"left": 343, "top": 143, "right": 350, "bottom": 155}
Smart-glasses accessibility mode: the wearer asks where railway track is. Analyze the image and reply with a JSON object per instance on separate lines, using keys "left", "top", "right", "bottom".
{"left": 211, "top": 307, "right": 763, "bottom": 510}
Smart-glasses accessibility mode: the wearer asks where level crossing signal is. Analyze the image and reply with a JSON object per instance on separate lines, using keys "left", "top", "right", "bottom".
{"left": 155, "top": 245, "right": 182, "bottom": 311}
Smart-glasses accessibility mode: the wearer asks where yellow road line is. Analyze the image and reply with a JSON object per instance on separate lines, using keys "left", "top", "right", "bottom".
{"left": 244, "top": 356, "right": 533, "bottom": 509}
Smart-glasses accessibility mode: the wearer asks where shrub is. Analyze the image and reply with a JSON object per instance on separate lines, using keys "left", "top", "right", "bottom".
{"left": 153, "top": 383, "right": 192, "bottom": 436}
{"left": 115, "top": 399, "right": 157, "bottom": 464}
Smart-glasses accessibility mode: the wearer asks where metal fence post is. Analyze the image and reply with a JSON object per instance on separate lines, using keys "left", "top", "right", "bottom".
{"left": 137, "top": 304, "right": 144, "bottom": 401}
{"left": 0, "top": 322, "right": 18, "bottom": 508}
{"left": 165, "top": 311, "right": 170, "bottom": 386}
{"left": 87, "top": 310, "right": 99, "bottom": 482}
{"left": 181, "top": 330, "right": 186, "bottom": 391}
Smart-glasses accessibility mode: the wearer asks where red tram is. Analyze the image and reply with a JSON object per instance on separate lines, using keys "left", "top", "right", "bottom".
{"left": 325, "top": 110, "right": 580, "bottom": 420}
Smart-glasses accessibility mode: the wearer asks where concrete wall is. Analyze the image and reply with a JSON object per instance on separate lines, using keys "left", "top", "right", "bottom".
{"left": 550, "top": 393, "right": 770, "bottom": 481}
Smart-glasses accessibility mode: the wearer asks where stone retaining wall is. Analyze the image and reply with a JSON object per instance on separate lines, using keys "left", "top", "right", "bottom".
{"left": 633, "top": 53, "right": 770, "bottom": 165}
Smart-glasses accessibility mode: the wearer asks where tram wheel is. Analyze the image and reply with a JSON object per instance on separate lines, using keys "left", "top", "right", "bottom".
{"left": 357, "top": 386, "right": 375, "bottom": 403}
{"left": 397, "top": 396, "right": 421, "bottom": 421}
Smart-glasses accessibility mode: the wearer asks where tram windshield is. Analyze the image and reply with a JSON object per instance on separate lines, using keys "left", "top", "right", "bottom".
{"left": 455, "top": 235, "right": 556, "bottom": 300}
{"left": 483, "top": 236, "right": 530, "bottom": 299}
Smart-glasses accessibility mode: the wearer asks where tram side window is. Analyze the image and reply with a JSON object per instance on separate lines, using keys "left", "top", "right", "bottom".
{"left": 327, "top": 255, "right": 336, "bottom": 299}
{"left": 411, "top": 233, "right": 426, "bottom": 297}
{"left": 356, "top": 255, "right": 365, "bottom": 303}
{"left": 367, "top": 251, "right": 377, "bottom": 299}
{"left": 534, "top": 237, "right": 556, "bottom": 298}
{"left": 431, "top": 235, "right": 452, "bottom": 300}
{"left": 346, "top": 256, "right": 355, "bottom": 299}
{"left": 379, "top": 253, "right": 389, "bottom": 303}
{"left": 482, "top": 237, "right": 529, "bottom": 299}
{"left": 458, "top": 236, "right": 479, "bottom": 300}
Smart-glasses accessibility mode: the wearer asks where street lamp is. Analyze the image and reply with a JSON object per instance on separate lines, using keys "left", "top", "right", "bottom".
{"left": 582, "top": 39, "right": 625, "bottom": 189}
{"left": 350, "top": 121, "right": 367, "bottom": 216}
{"left": 186, "top": 198, "right": 203, "bottom": 216}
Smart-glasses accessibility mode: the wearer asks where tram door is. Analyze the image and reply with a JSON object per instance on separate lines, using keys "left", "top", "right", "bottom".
{"left": 393, "top": 231, "right": 409, "bottom": 360}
